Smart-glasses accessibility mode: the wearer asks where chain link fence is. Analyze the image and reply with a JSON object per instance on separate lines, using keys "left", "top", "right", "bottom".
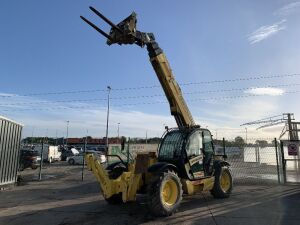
{"left": 215, "top": 138, "right": 282, "bottom": 185}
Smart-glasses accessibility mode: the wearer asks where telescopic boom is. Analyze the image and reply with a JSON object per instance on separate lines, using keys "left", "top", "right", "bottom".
{"left": 81, "top": 7, "right": 196, "bottom": 128}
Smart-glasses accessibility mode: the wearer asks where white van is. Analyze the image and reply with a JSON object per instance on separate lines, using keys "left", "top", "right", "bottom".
{"left": 34, "top": 145, "right": 61, "bottom": 163}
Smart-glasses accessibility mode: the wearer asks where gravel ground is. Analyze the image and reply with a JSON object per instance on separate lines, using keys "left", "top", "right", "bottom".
{"left": 0, "top": 161, "right": 300, "bottom": 225}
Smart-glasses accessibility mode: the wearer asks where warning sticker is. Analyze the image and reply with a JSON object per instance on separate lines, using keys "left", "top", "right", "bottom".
{"left": 288, "top": 142, "right": 299, "bottom": 156}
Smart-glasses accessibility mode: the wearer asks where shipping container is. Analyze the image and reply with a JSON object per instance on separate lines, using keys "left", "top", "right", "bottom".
{"left": 0, "top": 116, "right": 23, "bottom": 187}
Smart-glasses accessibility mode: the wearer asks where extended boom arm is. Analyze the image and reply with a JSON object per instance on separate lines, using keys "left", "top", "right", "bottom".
{"left": 81, "top": 7, "right": 196, "bottom": 128}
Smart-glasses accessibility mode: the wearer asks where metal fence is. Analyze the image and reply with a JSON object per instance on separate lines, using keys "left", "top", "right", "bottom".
{"left": 215, "top": 138, "right": 283, "bottom": 185}
{"left": 0, "top": 116, "right": 23, "bottom": 187}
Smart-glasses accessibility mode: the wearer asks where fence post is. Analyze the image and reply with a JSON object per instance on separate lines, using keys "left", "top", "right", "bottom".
{"left": 274, "top": 138, "right": 280, "bottom": 184}
{"left": 38, "top": 138, "right": 44, "bottom": 181}
{"left": 222, "top": 138, "right": 226, "bottom": 158}
{"left": 81, "top": 137, "right": 87, "bottom": 181}
{"left": 280, "top": 140, "right": 286, "bottom": 184}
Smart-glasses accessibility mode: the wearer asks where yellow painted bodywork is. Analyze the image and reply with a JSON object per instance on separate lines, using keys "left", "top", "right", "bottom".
{"left": 162, "top": 179, "right": 179, "bottom": 206}
{"left": 150, "top": 53, "right": 195, "bottom": 128}
{"left": 86, "top": 153, "right": 156, "bottom": 202}
{"left": 86, "top": 152, "right": 216, "bottom": 203}
{"left": 181, "top": 177, "right": 215, "bottom": 195}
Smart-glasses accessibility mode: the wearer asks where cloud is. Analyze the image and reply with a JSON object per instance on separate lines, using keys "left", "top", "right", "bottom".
{"left": 248, "top": 19, "right": 286, "bottom": 44}
{"left": 244, "top": 87, "right": 284, "bottom": 96}
{"left": 0, "top": 92, "right": 176, "bottom": 138}
{"left": 0, "top": 92, "right": 17, "bottom": 97}
{"left": 275, "top": 1, "right": 300, "bottom": 16}
{"left": 198, "top": 97, "right": 283, "bottom": 140}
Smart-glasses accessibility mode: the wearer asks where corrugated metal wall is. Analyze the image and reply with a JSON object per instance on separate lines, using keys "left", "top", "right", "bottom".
{"left": 0, "top": 117, "right": 23, "bottom": 187}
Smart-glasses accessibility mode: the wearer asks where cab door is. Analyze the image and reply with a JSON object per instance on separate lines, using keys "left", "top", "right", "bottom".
{"left": 203, "top": 130, "right": 214, "bottom": 176}
{"left": 185, "top": 131, "right": 205, "bottom": 179}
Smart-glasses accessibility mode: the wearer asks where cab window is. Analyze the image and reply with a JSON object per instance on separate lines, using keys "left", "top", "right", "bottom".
{"left": 186, "top": 131, "right": 203, "bottom": 157}
{"left": 203, "top": 130, "right": 213, "bottom": 153}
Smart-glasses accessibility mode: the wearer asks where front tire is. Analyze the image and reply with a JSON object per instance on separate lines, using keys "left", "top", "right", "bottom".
{"left": 211, "top": 167, "right": 233, "bottom": 198}
{"left": 147, "top": 171, "right": 183, "bottom": 216}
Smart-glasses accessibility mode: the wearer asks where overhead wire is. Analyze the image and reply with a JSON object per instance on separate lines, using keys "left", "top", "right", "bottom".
{"left": 0, "top": 83, "right": 299, "bottom": 106}
{"left": 1, "top": 89, "right": 300, "bottom": 112}
{"left": 1, "top": 73, "right": 299, "bottom": 98}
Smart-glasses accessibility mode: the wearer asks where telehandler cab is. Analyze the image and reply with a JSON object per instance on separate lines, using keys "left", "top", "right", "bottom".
{"left": 81, "top": 7, "right": 233, "bottom": 216}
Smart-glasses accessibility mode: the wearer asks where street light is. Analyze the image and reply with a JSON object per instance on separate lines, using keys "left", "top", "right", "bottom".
{"left": 117, "top": 122, "right": 120, "bottom": 139}
{"left": 245, "top": 127, "right": 248, "bottom": 144}
{"left": 105, "top": 86, "right": 111, "bottom": 153}
{"left": 31, "top": 126, "right": 35, "bottom": 145}
{"left": 66, "top": 121, "right": 69, "bottom": 149}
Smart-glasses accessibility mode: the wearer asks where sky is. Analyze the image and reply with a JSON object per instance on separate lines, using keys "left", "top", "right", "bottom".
{"left": 1, "top": 0, "right": 300, "bottom": 140}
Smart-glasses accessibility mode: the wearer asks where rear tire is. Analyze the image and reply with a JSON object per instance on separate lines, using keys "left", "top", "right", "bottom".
{"left": 211, "top": 167, "right": 232, "bottom": 198}
{"left": 107, "top": 162, "right": 127, "bottom": 179}
{"left": 147, "top": 171, "right": 182, "bottom": 216}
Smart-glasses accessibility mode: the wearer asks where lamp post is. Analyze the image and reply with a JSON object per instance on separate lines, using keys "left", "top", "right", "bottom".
{"left": 105, "top": 86, "right": 111, "bottom": 153}
{"left": 117, "top": 122, "right": 120, "bottom": 139}
{"left": 245, "top": 127, "right": 248, "bottom": 144}
{"left": 31, "top": 127, "right": 35, "bottom": 145}
{"left": 66, "top": 121, "right": 69, "bottom": 149}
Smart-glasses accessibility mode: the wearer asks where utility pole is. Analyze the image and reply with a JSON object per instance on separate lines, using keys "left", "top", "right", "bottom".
{"left": 117, "top": 122, "right": 120, "bottom": 139}
{"left": 105, "top": 86, "right": 111, "bottom": 153}
{"left": 66, "top": 121, "right": 69, "bottom": 149}
{"left": 82, "top": 129, "right": 88, "bottom": 181}
{"left": 31, "top": 127, "right": 35, "bottom": 145}
{"left": 55, "top": 130, "right": 58, "bottom": 145}
{"left": 287, "top": 113, "right": 296, "bottom": 140}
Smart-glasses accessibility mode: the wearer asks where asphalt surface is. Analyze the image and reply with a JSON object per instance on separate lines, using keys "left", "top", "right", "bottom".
{"left": 0, "top": 162, "right": 300, "bottom": 225}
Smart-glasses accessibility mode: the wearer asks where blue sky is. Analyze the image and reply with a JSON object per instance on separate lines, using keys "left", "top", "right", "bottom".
{"left": 1, "top": 1, "right": 300, "bottom": 140}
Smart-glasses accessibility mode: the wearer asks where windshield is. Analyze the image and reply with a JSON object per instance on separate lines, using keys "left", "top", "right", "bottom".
{"left": 159, "top": 131, "right": 185, "bottom": 160}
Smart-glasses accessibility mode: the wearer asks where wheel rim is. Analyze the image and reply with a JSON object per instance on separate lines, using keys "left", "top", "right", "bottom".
{"left": 161, "top": 179, "right": 178, "bottom": 206}
{"left": 220, "top": 170, "right": 231, "bottom": 192}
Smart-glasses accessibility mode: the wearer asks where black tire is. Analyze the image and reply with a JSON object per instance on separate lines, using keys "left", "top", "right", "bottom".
{"left": 107, "top": 162, "right": 127, "bottom": 179}
{"left": 31, "top": 165, "right": 38, "bottom": 170}
{"left": 68, "top": 159, "right": 75, "bottom": 165}
{"left": 147, "top": 171, "right": 183, "bottom": 216}
{"left": 211, "top": 167, "right": 233, "bottom": 198}
{"left": 105, "top": 193, "right": 123, "bottom": 204}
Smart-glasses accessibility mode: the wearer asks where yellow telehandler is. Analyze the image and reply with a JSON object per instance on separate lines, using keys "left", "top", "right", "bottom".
{"left": 81, "top": 7, "right": 233, "bottom": 216}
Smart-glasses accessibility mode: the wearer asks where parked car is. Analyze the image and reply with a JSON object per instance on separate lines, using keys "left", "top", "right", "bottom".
{"left": 61, "top": 148, "right": 80, "bottom": 161}
{"left": 67, "top": 152, "right": 106, "bottom": 165}
{"left": 19, "top": 150, "right": 41, "bottom": 170}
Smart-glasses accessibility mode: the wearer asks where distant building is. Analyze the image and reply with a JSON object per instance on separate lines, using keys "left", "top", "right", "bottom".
{"left": 66, "top": 137, "right": 121, "bottom": 145}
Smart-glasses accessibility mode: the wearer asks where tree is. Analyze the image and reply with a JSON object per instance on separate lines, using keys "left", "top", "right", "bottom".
{"left": 255, "top": 140, "right": 268, "bottom": 148}
{"left": 234, "top": 136, "right": 245, "bottom": 146}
